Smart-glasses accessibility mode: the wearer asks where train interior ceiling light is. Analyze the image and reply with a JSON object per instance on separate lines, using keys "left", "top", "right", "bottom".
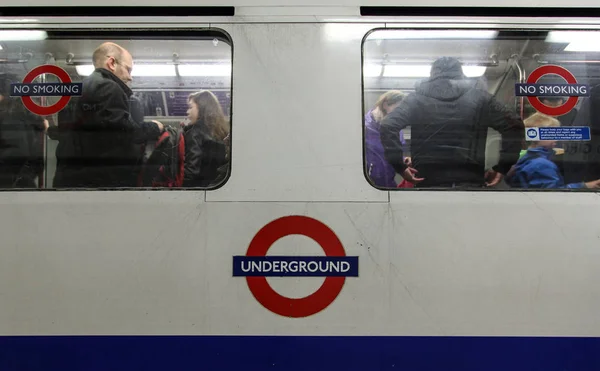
{"left": 366, "top": 30, "right": 499, "bottom": 40}
{"left": 0, "top": 30, "right": 47, "bottom": 41}
{"left": 364, "top": 64, "right": 487, "bottom": 78}
{"left": 75, "top": 63, "right": 231, "bottom": 77}
{"left": 546, "top": 31, "right": 600, "bottom": 52}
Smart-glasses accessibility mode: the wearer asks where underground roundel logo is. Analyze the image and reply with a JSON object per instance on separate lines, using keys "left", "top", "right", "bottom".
{"left": 515, "top": 65, "right": 589, "bottom": 116}
{"left": 10, "top": 65, "right": 83, "bottom": 116}
{"left": 233, "top": 215, "right": 359, "bottom": 318}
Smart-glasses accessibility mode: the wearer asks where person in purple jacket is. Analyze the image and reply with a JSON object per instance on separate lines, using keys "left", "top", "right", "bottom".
{"left": 365, "top": 90, "right": 408, "bottom": 187}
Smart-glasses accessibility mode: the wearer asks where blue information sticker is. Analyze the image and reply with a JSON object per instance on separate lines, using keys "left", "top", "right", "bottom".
{"left": 525, "top": 126, "right": 591, "bottom": 141}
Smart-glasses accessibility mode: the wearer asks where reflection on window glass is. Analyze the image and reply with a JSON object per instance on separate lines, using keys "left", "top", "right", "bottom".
{"left": 363, "top": 29, "right": 600, "bottom": 190}
{"left": 0, "top": 29, "right": 232, "bottom": 189}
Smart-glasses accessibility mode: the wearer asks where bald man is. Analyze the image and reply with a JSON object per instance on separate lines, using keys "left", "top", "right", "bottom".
{"left": 63, "top": 42, "right": 164, "bottom": 187}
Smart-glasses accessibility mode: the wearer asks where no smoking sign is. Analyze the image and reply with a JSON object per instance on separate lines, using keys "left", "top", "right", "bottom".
{"left": 10, "top": 64, "right": 83, "bottom": 116}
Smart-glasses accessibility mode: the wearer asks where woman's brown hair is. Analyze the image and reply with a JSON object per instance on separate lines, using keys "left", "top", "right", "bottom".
{"left": 188, "top": 90, "right": 230, "bottom": 143}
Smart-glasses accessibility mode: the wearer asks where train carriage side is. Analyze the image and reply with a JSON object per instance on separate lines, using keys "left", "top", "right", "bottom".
{"left": 0, "top": 3, "right": 599, "bottom": 371}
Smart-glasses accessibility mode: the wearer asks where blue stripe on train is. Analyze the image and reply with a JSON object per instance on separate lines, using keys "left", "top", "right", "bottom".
{"left": 1, "top": 336, "right": 600, "bottom": 370}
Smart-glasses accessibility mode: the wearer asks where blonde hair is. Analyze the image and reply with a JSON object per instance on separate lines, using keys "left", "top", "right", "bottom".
{"left": 524, "top": 112, "right": 560, "bottom": 128}
{"left": 524, "top": 112, "right": 561, "bottom": 148}
{"left": 372, "top": 90, "right": 406, "bottom": 122}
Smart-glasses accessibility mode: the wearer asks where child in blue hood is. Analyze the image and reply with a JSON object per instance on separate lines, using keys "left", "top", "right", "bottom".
{"left": 507, "top": 112, "right": 600, "bottom": 189}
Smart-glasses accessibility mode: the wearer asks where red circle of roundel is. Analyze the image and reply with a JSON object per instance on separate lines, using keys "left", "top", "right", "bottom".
{"left": 245, "top": 215, "right": 346, "bottom": 318}
{"left": 526, "top": 65, "right": 579, "bottom": 117}
{"left": 21, "top": 65, "right": 73, "bottom": 116}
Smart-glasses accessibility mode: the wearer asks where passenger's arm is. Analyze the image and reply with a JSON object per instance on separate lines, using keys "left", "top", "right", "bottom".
{"left": 92, "top": 81, "right": 162, "bottom": 142}
{"left": 380, "top": 95, "right": 415, "bottom": 175}
{"left": 183, "top": 133, "right": 203, "bottom": 186}
{"left": 528, "top": 166, "right": 585, "bottom": 189}
{"left": 583, "top": 179, "right": 600, "bottom": 188}
{"left": 483, "top": 97, "right": 525, "bottom": 175}
{"left": 47, "top": 120, "right": 78, "bottom": 140}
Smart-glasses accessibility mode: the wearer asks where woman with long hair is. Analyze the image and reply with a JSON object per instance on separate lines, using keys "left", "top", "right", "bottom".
{"left": 183, "top": 90, "right": 230, "bottom": 187}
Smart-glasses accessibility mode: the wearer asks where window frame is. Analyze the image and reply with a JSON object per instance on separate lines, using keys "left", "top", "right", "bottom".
{"left": 0, "top": 27, "right": 234, "bottom": 192}
{"left": 361, "top": 26, "right": 600, "bottom": 193}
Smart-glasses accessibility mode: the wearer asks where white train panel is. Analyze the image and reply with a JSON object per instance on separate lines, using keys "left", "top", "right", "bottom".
{"left": 0, "top": 191, "right": 599, "bottom": 337}
{"left": 208, "top": 23, "right": 385, "bottom": 202}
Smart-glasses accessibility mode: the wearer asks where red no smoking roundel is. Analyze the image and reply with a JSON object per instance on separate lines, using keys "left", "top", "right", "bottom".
{"left": 526, "top": 65, "right": 579, "bottom": 117}
{"left": 20, "top": 65, "right": 74, "bottom": 116}
{"left": 245, "top": 215, "right": 347, "bottom": 318}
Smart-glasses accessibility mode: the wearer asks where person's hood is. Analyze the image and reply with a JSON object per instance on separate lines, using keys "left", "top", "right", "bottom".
{"left": 414, "top": 57, "right": 473, "bottom": 101}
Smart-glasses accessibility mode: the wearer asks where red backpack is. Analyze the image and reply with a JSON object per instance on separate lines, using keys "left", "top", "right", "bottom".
{"left": 138, "top": 126, "right": 185, "bottom": 187}
{"left": 398, "top": 179, "right": 414, "bottom": 188}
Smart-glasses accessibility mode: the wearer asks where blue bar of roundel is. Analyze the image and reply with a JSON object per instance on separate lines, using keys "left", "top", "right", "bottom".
{"left": 538, "top": 126, "right": 591, "bottom": 141}
{"left": 1, "top": 336, "right": 600, "bottom": 371}
{"left": 515, "top": 83, "right": 590, "bottom": 97}
{"left": 9, "top": 83, "right": 83, "bottom": 97}
{"left": 232, "top": 256, "right": 359, "bottom": 277}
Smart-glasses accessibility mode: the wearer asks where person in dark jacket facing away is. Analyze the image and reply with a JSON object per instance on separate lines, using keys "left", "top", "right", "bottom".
{"left": 183, "top": 90, "right": 229, "bottom": 187}
{"left": 380, "top": 56, "right": 525, "bottom": 188}
{"left": 0, "top": 75, "right": 48, "bottom": 188}
{"left": 63, "top": 42, "right": 164, "bottom": 187}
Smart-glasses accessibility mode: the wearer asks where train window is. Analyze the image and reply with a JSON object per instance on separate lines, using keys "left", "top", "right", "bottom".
{"left": 0, "top": 29, "right": 232, "bottom": 190}
{"left": 363, "top": 29, "right": 600, "bottom": 191}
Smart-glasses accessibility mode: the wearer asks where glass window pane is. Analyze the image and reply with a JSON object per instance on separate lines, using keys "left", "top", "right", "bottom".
{"left": 0, "top": 29, "right": 232, "bottom": 190}
{"left": 363, "top": 29, "right": 600, "bottom": 191}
